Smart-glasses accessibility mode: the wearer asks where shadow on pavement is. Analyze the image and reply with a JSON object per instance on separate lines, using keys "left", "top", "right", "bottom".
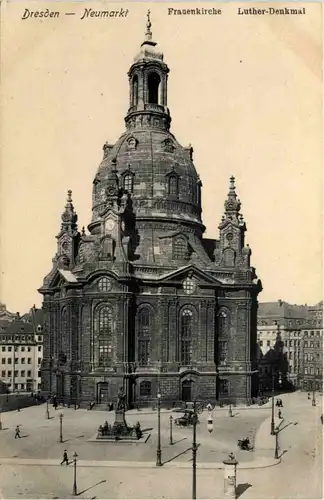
{"left": 162, "top": 446, "right": 193, "bottom": 465}
{"left": 236, "top": 483, "right": 252, "bottom": 498}
{"left": 172, "top": 437, "right": 187, "bottom": 445}
{"left": 278, "top": 449, "right": 288, "bottom": 459}
{"left": 141, "top": 427, "right": 153, "bottom": 432}
{"left": 78, "top": 479, "right": 106, "bottom": 496}
{"left": 278, "top": 421, "right": 297, "bottom": 434}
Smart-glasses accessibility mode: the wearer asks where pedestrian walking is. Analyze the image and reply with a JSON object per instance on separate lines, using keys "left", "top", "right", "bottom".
{"left": 320, "top": 414, "right": 323, "bottom": 425}
{"left": 60, "top": 450, "right": 69, "bottom": 465}
{"left": 14, "top": 425, "right": 21, "bottom": 438}
{"left": 278, "top": 409, "right": 283, "bottom": 419}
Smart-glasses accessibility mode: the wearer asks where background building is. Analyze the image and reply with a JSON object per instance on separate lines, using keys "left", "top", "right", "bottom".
{"left": 257, "top": 300, "right": 323, "bottom": 392}
{"left": 39, "top": 16, "right": 262, "bottom": 407}
{"left": 0, "top": 306, "right": 44, "bottom": 393}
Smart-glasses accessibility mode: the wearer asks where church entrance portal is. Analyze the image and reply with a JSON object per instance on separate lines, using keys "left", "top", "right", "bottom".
{"left": 97, "top": 382, "right": 109, "bottom": 404}
{"left": 181, "top": 380, "right": 192, "bottom": 402}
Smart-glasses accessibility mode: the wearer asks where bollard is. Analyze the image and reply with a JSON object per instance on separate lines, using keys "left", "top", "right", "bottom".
{"left": 223, "top": 453, "right": 238, "bottom": 499}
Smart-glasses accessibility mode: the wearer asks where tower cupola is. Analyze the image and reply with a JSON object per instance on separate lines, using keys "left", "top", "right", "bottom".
{"left": 125, "top": 10, "right": 171, "bottom": 132}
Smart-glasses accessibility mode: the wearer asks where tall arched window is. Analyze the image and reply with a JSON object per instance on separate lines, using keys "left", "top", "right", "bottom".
{"left": 180, "top": 309, "right": 193, "bottom": 365}
{"left": 61, "top": 308, "right": 68, "bottom": 355}
{"left": 95, "top": 305, "right": 113, "bottom": 366}
{"left": 218, "top": 310, "right": 229, "bottom": 365}
{"left": 124, "top": 173, "right": 133, "bottom": 193}
{"left": 168, "top": 175, "right": 178, "bottom": 196}
{"left": 137, "top": 308, "right": 151, "bottom": 366}
{"left": 148, "top": 72, "right": 161, "bottom": 104}
{"left": 132, "top": 75, "right": 138, "bottom": 106}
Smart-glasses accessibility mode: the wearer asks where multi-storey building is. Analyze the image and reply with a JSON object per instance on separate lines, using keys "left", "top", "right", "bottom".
{"left": 39, "top": 14, "right": 262, "bottom": 407}
{"left": 257, "top": 300, "right": 323, "bottom": 391}
{"left": 301, "top": 301, "right": 323, "bottom": 392}
{"left": 0, "top": 307, "right": 44, "bottom": 393}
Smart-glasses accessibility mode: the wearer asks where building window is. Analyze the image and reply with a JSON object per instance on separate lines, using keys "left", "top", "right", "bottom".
{"left": 183, "top": 277, "right": 196, "bottom": 295}
{"left": 8, "top": 371, "right": 11, "bottom": 377}
{"left": 267, "top": 340, "right": 271, "bottom": 347}
{"left": 1, "top": 359, "right": 5, "bottom": 365}
{"left": 310, "top": 342, "right": 314, "bottom": 348}
{"left": 27, "top": 371, "right": 31, "bottom": 377}
{"left": 218, "top": 341, "right": 228, "bottom": 366}
{"left": 27, "top": 347, "right": 31, "bottom": 352}
{"left": 304, "top": 341, "right": 308, "bottom": 347}
{"left": 38, "top": 336, "right": 42, "bottom": 342}
{"left": 168, "top": 175, "right": 178, "bottom": 196}
{"left": 148, "top": 71, "right": 161, "bottom": 104}
{"left": 219, "top": 379, "right": 229, "bottom": 395}
{"left": 2, "top": 347, "right": 5, "bottom": 352}
{"left": 38, "top": 346, "right": 42, "bottom": 352}
{"left": 123, "top": 173, "right": 133, "bottom": 193}
{"left": 8, "top": 358, "right": 11, "bottom": 365}
{"left": 137, "top": 308, "right": 151, "bottom": 366}
{"left": 174, "top": 238, "right": 188, "bottom": 260}
{"left": 21, "top": 347, "right": 25, "bottom": 352}
{"left": 289, "top": 352, "right": 292, "bottom": 360}
{"left": 38, "top": 371, "right": 41, "bottom": 377}
{"left": 259, "top": 340, "right": 263, "bottom": 347}
{"left": 98, "top": 277, "right": 112, "bottom": 292}
{"left": 310, "top": 366, "right": 315, "bottom": 375}
{"left": 132, "top": 75, "right": 138, "bottom": 106}
{"left": 8, "top": 347, "right": 12, "bottom": 352}
{"left": 21, "top": 371, "right": 25, "bottom": 377}
{"left": 1, "top": 370, "right": 5, "bottom": 377}
{"left": 180, "top": 309, "right": 193, "bottom": 365}
{"left": 95, "top": 305, "right": 113, "bottom": 366}
{"left": 139, "top": 380, "right": 152, "bottom": 397}
{"left": 14, "top": 358, "right": 18, "bottom": 364}
{"left": 14, "top": 371, "right": 18, "bottom": 377}
{"left": 21, "top": 358, "right": 25, "bottom": 364}
{"left": 311, "top": 331, "right": 314, "bottom": 337}
{"left": 305, "top": 367, "right": 308, "bottom": 374}
{"left": 28, "top": 358, "right": 31, "bottom": 364}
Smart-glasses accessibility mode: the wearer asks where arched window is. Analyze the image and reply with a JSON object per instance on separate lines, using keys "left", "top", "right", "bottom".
{"left": 304, "top": 341, "right": 308, "bottom": 347}
{"left": 218, "top": 310, "right": 229, "bottom": 365}
{"left": 95, "top": 305, "right": 113, "bottom": 366}
{"left": 148, "top": 72, "right": 160, "bottom": 104}
{"left": 174, "top": 238, "right": 187, "bottom": 260}
{"left": 137, "top": 308, "right": 151, "bottom": 366}
{"left": 180, "top": 309, "right": 193, "bottom": 365}
{"left": 140, "top": 380, "right": 151, "bottom": 397}
{"left": 196, "top": 182, "right": 201, "bottom": 206}
{"left": 132, "top": 75, "right": 138, "bottom": 106}
{"left": 61, "top": 308, "right": 68, "bottom": 355}
{"left": 123, "top": 173, "right": 133, "bottom": 193}
{"left": 168, "top": 175, "right": 178, "bottom": 196}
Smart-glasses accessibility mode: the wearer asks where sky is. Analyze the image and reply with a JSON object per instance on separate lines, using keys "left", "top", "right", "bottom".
{"left": 0, "top": 1, "right": 322, "bottom": 313}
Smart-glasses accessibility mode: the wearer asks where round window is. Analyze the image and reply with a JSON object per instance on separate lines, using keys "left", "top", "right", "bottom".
{"left": 183, "top": 277, "right": 196, "bottom": 295}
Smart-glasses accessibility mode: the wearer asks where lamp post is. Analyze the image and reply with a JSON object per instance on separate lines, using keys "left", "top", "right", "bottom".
{"left": 192, "top": 400, "right": 198, "bottom": 500}
{"left": 270, "top": 372, "right": 275, "bottom": 435}
{"left": 46, "top": 398, "right": 50, "bottom": 419}
{"left": 59, "top": 413, "right": 64, "bottom": 443}
{"left": 169, "top": 415, "right": 173, "bottom": 445}
{"left": 72, "top": 452, "right": 78, "bottom": 496}
{"left": 312, "top": 379, "right": 316, "bottom": 406}
{"left": 228, "top": 403, "right": 233, "bottom": 418}
{"left": 274, "top": 427, "right": 279, "bottom": 459}
{"left": 156, "top": 392, "right": 162, "bottom": 466}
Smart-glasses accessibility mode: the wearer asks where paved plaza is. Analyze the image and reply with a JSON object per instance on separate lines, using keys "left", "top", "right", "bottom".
{"left": 0, "top": 391, "right": 322, "bottom": 499}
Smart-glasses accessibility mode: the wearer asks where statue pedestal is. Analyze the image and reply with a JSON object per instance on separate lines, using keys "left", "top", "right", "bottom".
{"left": 114, "top": 409, "right": 127, "bottom": 425}
{"left": 112, "top": 409, "right": 129, "bottom": 435}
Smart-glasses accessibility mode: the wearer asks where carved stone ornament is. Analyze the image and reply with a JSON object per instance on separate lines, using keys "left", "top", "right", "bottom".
{"left": 162, "top": 138, "right": 175, "bottom": 153}
{"left": 127, "top": 136, "right": 138, "bottom": 151}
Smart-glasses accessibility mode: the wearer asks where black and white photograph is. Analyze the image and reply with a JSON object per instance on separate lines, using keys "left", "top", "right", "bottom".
{"left": 0, "top": 1, "right": 322, "bottom": 498}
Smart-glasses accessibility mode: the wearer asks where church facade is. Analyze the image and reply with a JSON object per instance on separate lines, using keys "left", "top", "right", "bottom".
{"left": 39, "top": 14, "right": 262, "bottom": 407}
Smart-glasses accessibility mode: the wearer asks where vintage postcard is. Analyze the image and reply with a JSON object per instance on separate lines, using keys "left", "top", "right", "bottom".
{"left": 0, "top": 1, "right": 322, "bottom": 499}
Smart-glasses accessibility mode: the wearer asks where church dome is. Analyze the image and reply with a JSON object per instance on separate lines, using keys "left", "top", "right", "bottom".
{"left": 89, "top": 12, "right": 203, "bottom": 235}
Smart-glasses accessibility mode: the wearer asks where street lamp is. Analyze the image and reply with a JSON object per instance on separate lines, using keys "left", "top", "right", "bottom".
{"left": 228, "top": 403, "right": 233, "bottom": 418}
{"left": 156, "top": 392, "right": 162, "bottom": 466}
{"left": 59, "top": 413, "right": 64, "bottom": 443}
{"left": 274, "top": 427, "right": 279, "bottom": 459}
{"left": 270, "top": 372, "right": 275, "bottom": 435}
{"left": 207, "top": 412, "right": 214, "bottom": 433}
{"left": 45, "top": 398, "right": 50, "bottom": 419}
{"left": 169, "top": 415, "right": 173, "bottom": 445}
{"left": 72, "top": 452, "right": 78, "bottom": 496}
{"left": 192, "top": 400, "right": 198, "bottom": 500}
{"left": 312, "top": 379, "right": 316, "bottom": 406}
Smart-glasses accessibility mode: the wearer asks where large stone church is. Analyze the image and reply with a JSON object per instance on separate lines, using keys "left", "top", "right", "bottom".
{"left": 39, "top": 13, "right": 262, "bottom": 407}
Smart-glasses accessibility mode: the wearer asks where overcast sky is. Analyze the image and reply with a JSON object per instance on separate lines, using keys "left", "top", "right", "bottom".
{"left": 0, "top": 1, "right": 322, "bottom": 313}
